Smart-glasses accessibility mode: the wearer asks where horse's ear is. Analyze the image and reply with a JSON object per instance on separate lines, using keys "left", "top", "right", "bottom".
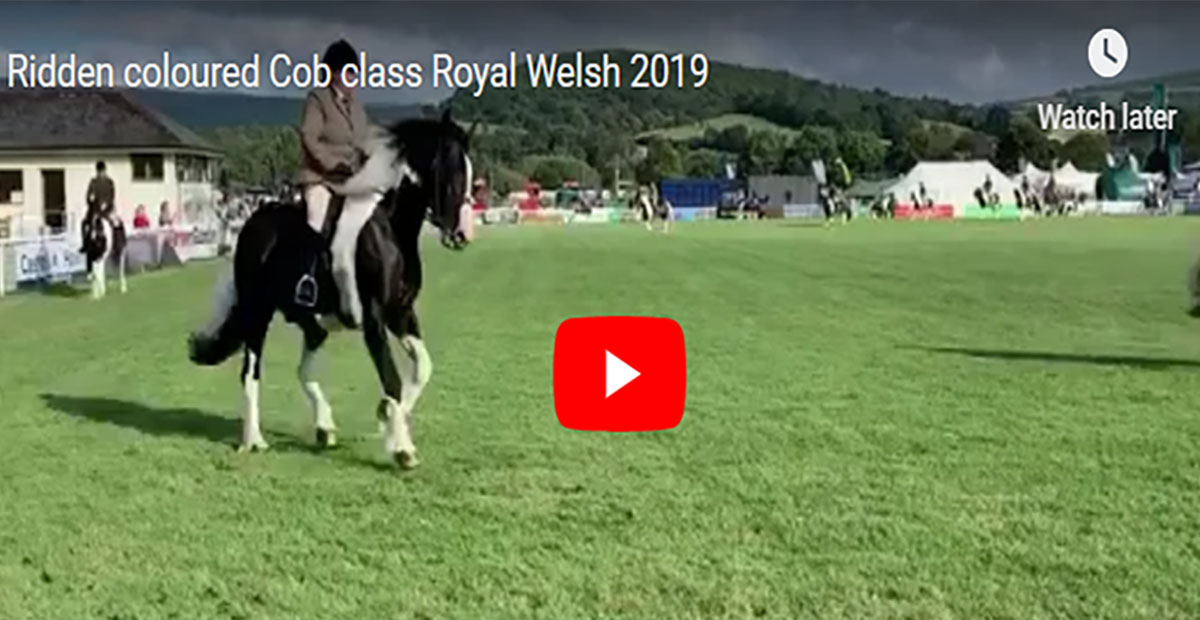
{"left": 441, "top": 108, "right": 452, "bottom": 125}
{"left": 467, "top": 119, "right": 479, "bottom": 142}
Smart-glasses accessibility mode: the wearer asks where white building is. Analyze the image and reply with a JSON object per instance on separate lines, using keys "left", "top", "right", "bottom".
{"left": 0, "top": 88, "right": 221, "bottom": 238}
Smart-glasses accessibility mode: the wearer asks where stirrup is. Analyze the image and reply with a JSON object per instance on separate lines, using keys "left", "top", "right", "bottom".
{"left": 295, "top": 274, "right": 318, "bottom": 308}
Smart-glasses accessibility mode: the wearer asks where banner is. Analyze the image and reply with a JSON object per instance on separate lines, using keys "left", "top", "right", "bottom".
{"left": 13, "top": 236, "right": 86, "bottom": 282}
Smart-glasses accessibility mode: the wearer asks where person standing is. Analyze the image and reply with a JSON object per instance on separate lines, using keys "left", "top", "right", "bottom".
{"left": 158, "top": 201, "right": 174, "bottom": 228}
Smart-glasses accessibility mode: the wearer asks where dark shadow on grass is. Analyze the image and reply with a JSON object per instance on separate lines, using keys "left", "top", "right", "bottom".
{"left": 39, "top": 393, "right": 307, "bottom": 451}
{"left": 914, "top": 346, "right": 1200, "bottom": 370}
{"left": 38, "top": 282, "right": 88, "bottom": 298}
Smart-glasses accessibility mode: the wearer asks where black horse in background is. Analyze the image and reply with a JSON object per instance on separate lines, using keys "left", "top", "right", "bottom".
{"left": 188, "top": 110, "right": 472, "bottom": 469}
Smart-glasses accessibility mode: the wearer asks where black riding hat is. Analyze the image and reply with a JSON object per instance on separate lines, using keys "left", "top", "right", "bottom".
{"left": 322, "top": 39, "right": 357, "bottom": 75}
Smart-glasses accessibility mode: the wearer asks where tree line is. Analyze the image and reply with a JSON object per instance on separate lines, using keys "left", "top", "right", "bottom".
{"left": 201, "top": 50, "right": 1200, "bottom": 193}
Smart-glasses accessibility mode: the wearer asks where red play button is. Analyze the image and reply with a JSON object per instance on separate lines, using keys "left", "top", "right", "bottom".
{"left": 553, "top": 316, "right": 687, "bottom": 432}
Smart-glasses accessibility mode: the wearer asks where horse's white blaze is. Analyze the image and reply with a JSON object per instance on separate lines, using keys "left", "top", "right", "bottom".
{"left": 462, "top": 153, "right": 473, "bottom": 203}
{"left": 198, "top": 267, "right": 237, "bottom": 339}
{"left": 242, "top": 351, "right": 266, "bottom": 449}
{"left": 298, "top": 344, "right": 334, "bottom": 432}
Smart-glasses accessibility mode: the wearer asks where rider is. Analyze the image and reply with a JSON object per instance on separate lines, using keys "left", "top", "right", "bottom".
{"left": 299, "top": 38, "right": 370, "bottom": 326}
{"left": 80, "top": 160, "right": 115, "bottom": 255}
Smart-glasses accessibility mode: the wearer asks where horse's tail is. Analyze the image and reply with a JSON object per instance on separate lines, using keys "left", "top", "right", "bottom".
{"left": 188, "top": 267, "right": 244, "bottom": 365}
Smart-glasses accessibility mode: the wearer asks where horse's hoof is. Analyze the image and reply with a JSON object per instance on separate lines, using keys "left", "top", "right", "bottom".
{"left": 315, "top": 428, "right": 338, "bottom": 449}
{"left": 393, "top": 450, "right": 420, "bottom": 470}
{"left": 236, "top": 441, "right": 269, "bottom": 453}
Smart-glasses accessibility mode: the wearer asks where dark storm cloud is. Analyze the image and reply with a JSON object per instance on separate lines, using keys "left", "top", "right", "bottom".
{"left": 3, "top": 1, "right": 1198, "bottom": 103}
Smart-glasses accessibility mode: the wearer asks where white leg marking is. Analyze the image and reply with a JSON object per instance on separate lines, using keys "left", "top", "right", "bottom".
{"left": 400, "top": 335, "right": 433, "bottom": 408}
{"left": 380, "top": 336, "right": 432, "bottom": 467}
{"left": 118, "top": 250, "right": 128, "bottom": 294}
{"left": 241, "top": 351, "right": 268, "bottom": 451}
{"left": 298, "top": 343, "right": 334, "bottom": 432}
{"left": 90, "top": 262, "right": 100, "bottom": 299}
{"left": 381, "top": 396, "right": 416, "bottom": 465}
{"left": 94, "top": 255, "right": 106, "bottom": 299}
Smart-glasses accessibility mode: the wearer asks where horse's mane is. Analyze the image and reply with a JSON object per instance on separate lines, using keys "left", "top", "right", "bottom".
{"left": 385, "top": 117, "right": 470, "bottom": 154}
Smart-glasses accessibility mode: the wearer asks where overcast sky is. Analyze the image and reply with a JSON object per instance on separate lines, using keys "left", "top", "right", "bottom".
{"left": 2, "top": 1, "right": 1197, "bottom": 104}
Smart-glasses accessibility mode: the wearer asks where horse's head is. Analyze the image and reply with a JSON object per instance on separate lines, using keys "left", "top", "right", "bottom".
{"left": 328, "top": 110, "right": 473, "bottom": 250}
{"left": 373, "top": 110, "right": 474, "bottom": 250}
{"left": 427, "top": 110, "right": 473, "bottom": 250}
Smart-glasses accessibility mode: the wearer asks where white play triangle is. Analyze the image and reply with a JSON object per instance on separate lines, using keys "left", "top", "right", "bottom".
{"left": 605, "top": 350, "right": 640, "bottom": 398}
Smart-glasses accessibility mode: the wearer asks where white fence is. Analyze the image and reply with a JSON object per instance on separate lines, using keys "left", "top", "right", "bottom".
{"left": 0, "top": 223, "right": 237, "bottom": 296}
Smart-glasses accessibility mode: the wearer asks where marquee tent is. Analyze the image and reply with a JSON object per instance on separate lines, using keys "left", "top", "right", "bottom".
{"left": 1051, "top": 162, "right": 1100, "bottom": 197}
{"left": 1012, "top": 162, "right": 1051, "bottom": 190}
{"left": 887, "top": 161, "right": 1018, "bottom": 210}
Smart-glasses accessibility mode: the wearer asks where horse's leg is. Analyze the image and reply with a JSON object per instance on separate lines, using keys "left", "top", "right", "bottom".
{"left": 363, "top": 300, "right": 417, "bottom": 469}
{"left": 88, "top": 261, "right": 99, "bottom": 298}
{"left": 387, "top": 309, "right": 431, "bottom": 456}
{"left": 296, "top": 318, "right": 336, "bottom": 448}
{"left": 118, "top": 249, "right": 127, "bottom": 294}
{"left": 94, "top": 253, "right": 106, "bottom": 299}
{"left": 238, "top": 313, "right": 271, "bottom": 452}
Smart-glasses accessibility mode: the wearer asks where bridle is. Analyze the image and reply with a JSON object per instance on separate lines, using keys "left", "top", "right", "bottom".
{"left": 431, "top": 133, "right": 468, "bottom": 250}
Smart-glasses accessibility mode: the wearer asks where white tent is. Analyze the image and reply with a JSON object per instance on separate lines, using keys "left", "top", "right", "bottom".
{"left": 1013, "top": 162, "right": 1050, "bottom": 187}
{"left": 888, "top": 160, "right": 1018, "bottom": 207}
{"left": 1051, "top": 162, "right": 1099, "bottom": 197}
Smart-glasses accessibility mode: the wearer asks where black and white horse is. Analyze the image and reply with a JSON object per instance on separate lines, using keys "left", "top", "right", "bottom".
{"left": 188, "top": 111, "right": 472, "bottom": 469}
{"left": 81, "top": 209, "right": 127, "bottom": 298}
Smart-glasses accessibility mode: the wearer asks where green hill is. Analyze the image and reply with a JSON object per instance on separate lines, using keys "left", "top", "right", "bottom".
{"left": 1016, "top": 69, "right": 1200, "bottom": 110}
{"left": 449, "top": 49, "right": 974, "bottom": 141}
{"left": 637, "top": 113, "right": 800, "bottom": 141}
{"left": 921, "top": 119, "right": 972, "bottom": 138}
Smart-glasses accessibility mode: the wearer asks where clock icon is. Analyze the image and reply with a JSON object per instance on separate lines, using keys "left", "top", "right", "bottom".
{"left": 1088, "top": 28, "right": 1127, "bottom": 78}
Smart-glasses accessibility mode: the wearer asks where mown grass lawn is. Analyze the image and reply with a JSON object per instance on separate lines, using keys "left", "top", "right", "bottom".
{"left": 3, "top": 217, "right": 1200, "bottom": 619}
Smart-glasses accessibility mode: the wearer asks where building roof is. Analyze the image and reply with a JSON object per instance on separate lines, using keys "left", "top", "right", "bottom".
{"left": 0, "top": 88, "right": 219, "bottom": 154}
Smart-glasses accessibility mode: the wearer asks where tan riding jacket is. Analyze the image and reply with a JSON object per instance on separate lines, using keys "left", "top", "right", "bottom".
{"left": 298, "top": 87, "right": 369, "bottom": 185}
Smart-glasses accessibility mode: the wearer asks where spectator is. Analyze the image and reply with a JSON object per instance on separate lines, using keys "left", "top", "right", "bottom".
{"left": 158, "top": 201, "right": 174, "bottom": 228}
{"left": 132, "top": 205, "right": 151, "bottom": 229}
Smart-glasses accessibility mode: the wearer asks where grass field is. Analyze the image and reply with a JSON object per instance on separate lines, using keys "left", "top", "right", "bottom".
{"left": 5, "top": 218, "right": 1200, "bottom": 619}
